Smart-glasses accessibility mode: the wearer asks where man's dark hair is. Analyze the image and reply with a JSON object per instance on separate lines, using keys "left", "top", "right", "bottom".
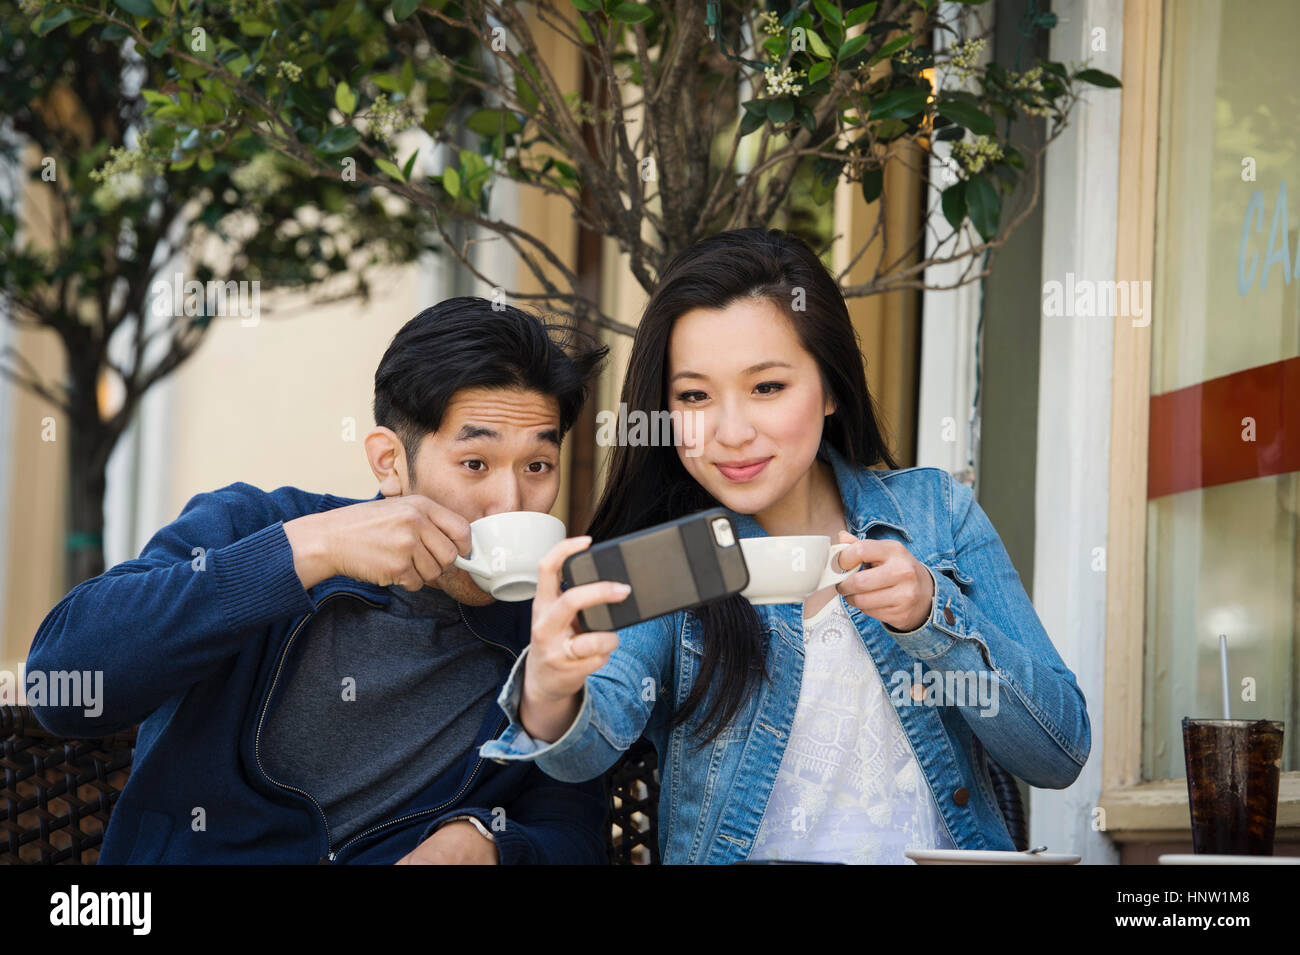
{"left": 373, "top": 296, "right": 608, "bottom": 483}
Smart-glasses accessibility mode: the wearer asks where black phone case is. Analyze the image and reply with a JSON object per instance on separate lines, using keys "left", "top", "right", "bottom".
{"left": 561, "top": 508, "right": 750, "bottom": 631}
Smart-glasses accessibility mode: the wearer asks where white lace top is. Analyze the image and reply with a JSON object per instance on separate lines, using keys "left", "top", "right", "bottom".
{"left": 751, "top": 595, "right": 957, "bottom": 863}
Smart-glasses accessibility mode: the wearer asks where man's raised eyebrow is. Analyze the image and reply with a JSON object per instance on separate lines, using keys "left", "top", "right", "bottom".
{"left": 455, "top": 423, "right": 561, "bottom": 447}
{"left": 670, "top": 360, "right": 793, "bottom": 383}
{"left": 454, "top": 424, "right": 499, "bottom": 441}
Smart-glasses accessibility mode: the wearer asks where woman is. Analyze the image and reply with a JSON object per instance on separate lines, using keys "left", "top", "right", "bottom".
{"left": 481, "top": 228, "right": 1091, "bottom": 864}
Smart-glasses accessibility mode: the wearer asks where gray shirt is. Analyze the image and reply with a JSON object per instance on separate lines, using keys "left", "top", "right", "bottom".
{"left": 261, "top": 583, "right": 503, "bottom": 846}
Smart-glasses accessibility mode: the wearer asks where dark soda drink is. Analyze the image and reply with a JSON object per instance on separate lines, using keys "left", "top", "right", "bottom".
{"left": 1181, "top": 717, "right": 1284, "bottom": 855}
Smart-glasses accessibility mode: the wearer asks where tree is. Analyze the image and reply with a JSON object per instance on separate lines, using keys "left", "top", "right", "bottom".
{"left": 1, "top": 0, "right": 436, "bottom": 585}
{"left": 33, "top": 0, "right": 1118, "bottom": 337}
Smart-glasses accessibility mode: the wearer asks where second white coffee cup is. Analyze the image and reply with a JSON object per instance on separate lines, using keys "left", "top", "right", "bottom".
{"left": 453, "top": 511, "right": 566, "bottom": 601}
{"left": 738, "top": 535, "right": 855, "bottom": 605}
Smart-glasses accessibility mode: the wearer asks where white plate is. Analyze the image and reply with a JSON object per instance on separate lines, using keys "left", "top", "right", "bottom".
{"left": 905, "top": 848, "right": 1080, "bottom": 865}
{"left": 1158, "top": 854, "right": 1300, "bottom": 865}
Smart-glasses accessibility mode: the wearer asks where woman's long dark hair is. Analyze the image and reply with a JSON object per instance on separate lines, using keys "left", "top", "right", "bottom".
{"left": 585, "top": 228, "right": 899, "bottom": 746}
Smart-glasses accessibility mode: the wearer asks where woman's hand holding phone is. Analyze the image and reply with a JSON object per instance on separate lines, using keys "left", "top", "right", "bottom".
{"left": 519, "top": 536, "right": 631, "bottom": 744}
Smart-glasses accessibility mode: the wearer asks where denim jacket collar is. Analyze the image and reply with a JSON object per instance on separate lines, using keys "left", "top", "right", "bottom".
{"left": 720, "top": 438, "right": 912, "bottom": 543}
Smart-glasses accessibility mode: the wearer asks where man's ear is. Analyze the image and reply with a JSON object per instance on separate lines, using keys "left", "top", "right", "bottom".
{"left": 364, "top": 427, "right": 409, "bottom": 497}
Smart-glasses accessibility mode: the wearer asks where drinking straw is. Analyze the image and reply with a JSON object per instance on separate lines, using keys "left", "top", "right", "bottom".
{"left": 1218, "top": 633, "right": 1231, "bottom": 720}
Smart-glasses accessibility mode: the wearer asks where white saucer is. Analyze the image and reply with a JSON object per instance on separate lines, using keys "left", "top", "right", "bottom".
{"left": 1158, "top": 854, "right": 1300, "bottom": 865}
{"left": 905, "top": 848, "right": 1081, "bottom": 865}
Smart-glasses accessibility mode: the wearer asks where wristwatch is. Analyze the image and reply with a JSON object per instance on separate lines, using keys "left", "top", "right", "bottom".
{"left": 442, "top": 814, "right": 496, "bottom": 843}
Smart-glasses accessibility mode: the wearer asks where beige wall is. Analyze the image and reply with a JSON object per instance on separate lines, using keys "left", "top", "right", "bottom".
{"left": 163, "top": 269, "right": 420, "bottom": 511}
{"left": 1, "top": 325, "right": 68, "bottom": 675}
{"left": 2, "top": 144, "right": 69, "bottom": 675}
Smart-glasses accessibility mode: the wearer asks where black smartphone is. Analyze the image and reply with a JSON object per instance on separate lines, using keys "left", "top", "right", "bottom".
{"left": 561, "top": 508, "right": 750, "bottom": 631}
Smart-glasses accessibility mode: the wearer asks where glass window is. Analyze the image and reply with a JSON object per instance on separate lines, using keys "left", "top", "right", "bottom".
{"left": 1144, "top": 0, "right": 1299, "bottom": 780}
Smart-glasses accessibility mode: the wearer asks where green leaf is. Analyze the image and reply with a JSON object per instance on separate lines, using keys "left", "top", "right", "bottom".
{"left": 767, "top": 99, "right": 794, "bottom": 124}
{"left": 612, "top": 3, "right": 654, "bottom": 23}
{"left": 148, "top": 33, "right": 170, "bottom": 56}
{"left": 375, "top": 157, "right": 405, "bottom": 182}
{"left": 739, "top": 110, "right": 765, "bottom": 137}
{"left": 869, "top": 85, "right": 928, "bottom": 121}
{"left": 937, "top": 98, "right": 994, "bottom": 136}
{"left": 870, "top": 33, "right": 914, "bottom": 63}
{"left": 400, "top": 59, "right": 415, "bottom": 95}
{"left": 941, "top": 179, "right": 967, "bottom": 231}
{"left": 322, "top": 0, "right": 357, "bottom": 38}
{"left": 740, "top": 101, "right": 768, "bottom": 136}
{"left": 423, "top": 103, "right": 449, "bottom": 132}
{"left": 114, "top": 0, "right": 158, "bottom": 17}
{"left": 515, "top": 72, "right": 539, "bottom": 111}
{"left": 814, "top": 0, "right": 842, "bottom": 27}
{"left": 401, "top": 149, "right": 420, "bottom": 181}
{"left": 466, "top": 108, "right": 523, "bottom": 137}
{"left": 1075, "top": 68, "right": 1121, "bottom": 88}
{"left": 141, "top": 89, "right": 173, "bottom": 106}
{"left": 393, "top": 0, "right": 421, "bottom": 20}
{"left": 317, "top": 126, "right": 361, "bottom": 153}
{"left": 239, "top": 20, "right": 274, "bottom": 36}
{"left": 571, "top": 0, "right": 601, "bottom": 10}
{"left": 35, "top": 7, "right": 79, "bottom": 35}
{"left": 807, "top": 30, "right": 832, "bottom": 59}
{"left": 335, "top": 82, "right": 356, "bottom": 115}
{"left": 860, "top": 166, "right": 883, "bottom": 203}
{"left": 808, "top": 61, "right": 832, "bottom": 85}
{"left": 837, "top": 33, "right": 870, "bottom": 61}
{"left": 965, "top": 174, "right": 1000, "bottom": 241}
{"left": 796, "top": 104, "right": 817, "bottom": 133}
{"left": 845, "top": 2, "right": 877, "bottom": 27}
{"left": 443, "top": 166, "right": 461, "bottom": 197}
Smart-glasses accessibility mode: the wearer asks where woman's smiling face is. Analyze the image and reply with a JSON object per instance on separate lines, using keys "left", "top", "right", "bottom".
{"left": 667, "top": 296, "right": 835, "bottom": 515}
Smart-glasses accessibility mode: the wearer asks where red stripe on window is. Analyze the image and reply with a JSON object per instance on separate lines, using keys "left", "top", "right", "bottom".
{"left": 1148, "top": 356, "right": 1300, "bottom": 499}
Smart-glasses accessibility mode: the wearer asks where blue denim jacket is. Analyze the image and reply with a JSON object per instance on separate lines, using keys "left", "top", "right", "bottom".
{"left": 480, "top": 439, "right": 1091, "bottom": 863}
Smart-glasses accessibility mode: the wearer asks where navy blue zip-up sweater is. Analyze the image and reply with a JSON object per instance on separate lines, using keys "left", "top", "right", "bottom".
{"left": 25, "top": 482, "right": 608, "bottom": 864}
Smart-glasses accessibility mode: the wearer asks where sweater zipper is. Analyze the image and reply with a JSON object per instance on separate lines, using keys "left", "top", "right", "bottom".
{"left": 255, "top": 590, "right": 383, "bottom": 858}
{"left": 323, "top": 602, "right": 518, "bottom": 862}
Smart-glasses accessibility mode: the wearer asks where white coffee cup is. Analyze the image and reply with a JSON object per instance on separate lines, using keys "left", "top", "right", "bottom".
{"left": 453, "top": 511, "right": 566, "bottom": 601}
{"left": 738, "top": 536, "right": 855, "bottom": 605}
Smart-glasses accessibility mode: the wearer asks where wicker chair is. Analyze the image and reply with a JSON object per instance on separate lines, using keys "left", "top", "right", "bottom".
{"left": 1, "top": 705, "right": 1026, "bottom": 865}
{"left": 0, "top": 705, "right": 135, "bottom": 864}
{"left": 605, "top": 736, "right": 1028, "bottom": 863}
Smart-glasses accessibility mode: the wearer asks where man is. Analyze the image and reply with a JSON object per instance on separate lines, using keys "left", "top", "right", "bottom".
{"left": 26, "top": 296, "right": 610, "bottom": 864}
